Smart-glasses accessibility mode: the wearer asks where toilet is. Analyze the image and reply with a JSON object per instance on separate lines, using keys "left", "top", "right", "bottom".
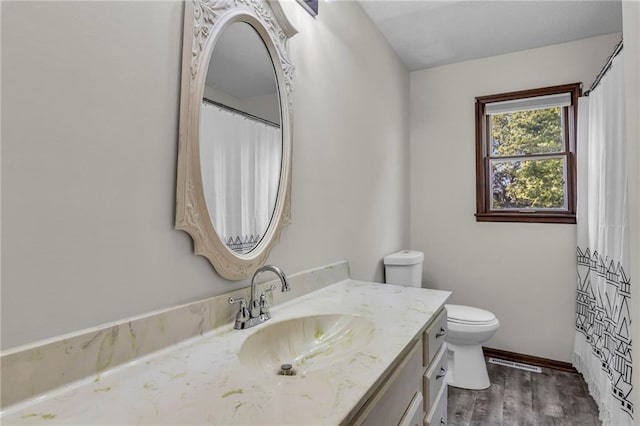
{"left": 383, "top": 250, "right": 500, "bottom": 390}
{"left": 445, "top": 304, "right": 499, "bottom": 390}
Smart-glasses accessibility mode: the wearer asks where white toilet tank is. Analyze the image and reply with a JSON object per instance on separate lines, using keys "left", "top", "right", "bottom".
{"left": 383, "top": 250, "right": 424, "bottom": 287}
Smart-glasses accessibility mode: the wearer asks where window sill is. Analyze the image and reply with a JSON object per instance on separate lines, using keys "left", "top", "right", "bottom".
{"left": 475, "top": 212, "right": 576, "bottom": 224}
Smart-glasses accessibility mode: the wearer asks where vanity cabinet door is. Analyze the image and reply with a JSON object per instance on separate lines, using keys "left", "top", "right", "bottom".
{"left": 354, "top": 339, "right": 422, "bottom": 426}
{"left": 399, "top": 391, "right": 424, "bottom": 426}
{"left": 423, "top": 308, "right": 448, "bottom": 366}
{"left": 424, "top": 383, "right": 448, "bottom": 426}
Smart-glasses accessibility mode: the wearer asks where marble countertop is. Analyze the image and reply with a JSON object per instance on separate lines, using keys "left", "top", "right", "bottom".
{"left": 1, "top": 280, "right": 450, "bottom": 425}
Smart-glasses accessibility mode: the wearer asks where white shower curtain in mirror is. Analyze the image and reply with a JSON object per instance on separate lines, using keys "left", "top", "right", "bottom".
{"left": 574, "top": 52, "right": 633, "bottom": 426}
{"left": 200, "top": 103, "right": 281, "bottom": 254}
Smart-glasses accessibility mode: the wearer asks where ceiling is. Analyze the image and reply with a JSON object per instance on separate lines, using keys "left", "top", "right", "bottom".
{"left": 205, "top": 22, "right": 277, "bottom": 98}
{"left": 358, "top": 0, "right": 623, "bottom": 71}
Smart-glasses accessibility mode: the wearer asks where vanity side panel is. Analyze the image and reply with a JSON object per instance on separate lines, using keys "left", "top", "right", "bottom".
{"left": 355, "top": 339, "right": 423, "bottom": 426}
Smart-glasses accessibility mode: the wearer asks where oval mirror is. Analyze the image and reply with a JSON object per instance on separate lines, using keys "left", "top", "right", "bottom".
{"left": 199, "top": 22, "right": 281, "bottom": 255}
{"left": 175, "top": 1, "right": 296, "bottom": 281}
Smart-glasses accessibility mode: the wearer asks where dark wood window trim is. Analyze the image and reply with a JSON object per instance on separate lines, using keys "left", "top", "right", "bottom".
{"left": 475, "top": 83, "right": 581, "bottom": 224}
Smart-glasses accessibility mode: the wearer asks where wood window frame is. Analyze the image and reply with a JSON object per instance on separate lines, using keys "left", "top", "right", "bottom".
{"left": 475, "top": 83, "right": 581, "bottom": 224}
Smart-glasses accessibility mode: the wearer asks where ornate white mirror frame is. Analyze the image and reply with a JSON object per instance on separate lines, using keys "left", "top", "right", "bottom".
{"left": 176, "top": 0, "right": 297, "bottom": 280}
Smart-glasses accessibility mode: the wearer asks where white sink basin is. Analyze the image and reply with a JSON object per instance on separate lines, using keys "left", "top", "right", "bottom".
{"left": 238, "top": 314, "right": 375, "bottom": 375}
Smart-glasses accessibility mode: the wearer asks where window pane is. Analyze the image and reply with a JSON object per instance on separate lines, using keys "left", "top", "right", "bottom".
{"left": 490, "top": 157, "right": 567, "bottom": 210}
{"left": 490, "top": 107, "right": 564, "bottom": 156}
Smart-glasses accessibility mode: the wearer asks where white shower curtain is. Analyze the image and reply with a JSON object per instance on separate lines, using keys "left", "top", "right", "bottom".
{"left": 200, "top": 103, "right": 281, "bottom": 253}
{"left": 574, "top": 52, "right": 633, "bottom": 425}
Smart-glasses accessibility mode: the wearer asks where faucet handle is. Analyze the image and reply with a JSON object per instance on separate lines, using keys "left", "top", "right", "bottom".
{"left": 228, "top": 296, "right": 246, "bottom": 305}
{"left": 259, "top": 285, "right": 277, "bottom": 320}
{"left": 262, "top": 284, "right": 276, "bottom": 296}
{"left": 228, "top": 297, "right": 250, "bottom": 329}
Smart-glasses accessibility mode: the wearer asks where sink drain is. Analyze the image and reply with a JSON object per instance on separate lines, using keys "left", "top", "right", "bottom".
{"left": 278, "top": 363, "right": 296, "bottom": 376}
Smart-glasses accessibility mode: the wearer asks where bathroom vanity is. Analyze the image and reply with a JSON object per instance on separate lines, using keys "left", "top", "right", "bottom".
{"left": 353, "top": 307, "right": 449, "bottom": 426}
{"left": 1, "top": 278, "right": 449, "bottom": 425}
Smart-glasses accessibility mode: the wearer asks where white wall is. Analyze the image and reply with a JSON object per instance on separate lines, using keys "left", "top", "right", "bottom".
{"left": 410, "top": 33, "right": 622, "bottom": 363}
{"left": 1, "top": 0, "right": 409, "bottom": 349}
{"left": 621, "top": 0, "right": 640, "bottom": 419}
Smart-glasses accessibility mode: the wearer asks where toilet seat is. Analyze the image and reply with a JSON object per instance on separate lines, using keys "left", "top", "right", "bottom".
{"left": 447, "top": 319, "right": 500, "bottom": 336}
{"left": 446, "top": 304, "right": 496, "bottom": 325}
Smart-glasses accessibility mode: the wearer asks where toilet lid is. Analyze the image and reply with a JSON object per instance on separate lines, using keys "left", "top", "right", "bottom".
{"left": 446, "top": 304, "right": 496, "bottom": 325}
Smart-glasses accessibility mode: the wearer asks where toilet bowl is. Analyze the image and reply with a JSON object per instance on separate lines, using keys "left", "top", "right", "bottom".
{"left": 445, "top": 304, "right": 499, "bottom": 390}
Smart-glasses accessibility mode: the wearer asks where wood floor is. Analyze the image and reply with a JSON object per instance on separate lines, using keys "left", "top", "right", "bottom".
{"left": 448, "top": 360, "right": 601, "bottom": 426}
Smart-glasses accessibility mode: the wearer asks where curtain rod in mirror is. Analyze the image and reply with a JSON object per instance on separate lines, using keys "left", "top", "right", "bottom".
{"left": 202, "top": 97, "right": 280, "bottom": 128}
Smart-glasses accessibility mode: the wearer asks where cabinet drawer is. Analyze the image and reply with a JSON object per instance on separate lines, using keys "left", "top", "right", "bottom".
{"left": 424, "top": 381, "right": 447, "bottom": 426}
{"left": 423, "top": 308, "right": 448, "bottom": 366}
{"left": 423, "top": 343, "right": 448, "bottom": 412}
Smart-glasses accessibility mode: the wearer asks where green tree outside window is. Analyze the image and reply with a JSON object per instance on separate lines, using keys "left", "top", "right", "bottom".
{"left": 490, "top": 107, "right": 566, "bottom": 209}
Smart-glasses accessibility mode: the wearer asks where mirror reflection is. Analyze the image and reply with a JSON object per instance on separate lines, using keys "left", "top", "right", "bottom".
{"left": 199, "top": 22, "right": 282, "bottom": 255}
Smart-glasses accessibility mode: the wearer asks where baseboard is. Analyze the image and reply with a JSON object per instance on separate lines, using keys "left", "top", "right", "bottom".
{"left": 483, "top": 347, "right": 577, "bottom": 373}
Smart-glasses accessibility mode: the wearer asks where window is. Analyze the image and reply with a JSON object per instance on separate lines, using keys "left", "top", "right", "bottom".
{"left": 475, "top": 83, "right": 581, "bottom": 223}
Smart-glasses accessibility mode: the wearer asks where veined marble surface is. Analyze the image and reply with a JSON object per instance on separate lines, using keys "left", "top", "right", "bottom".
{"left": 0, "top": 261, "right": 350, "bottom": 409}
{"left": 1, "top": 280, "right": 450, "bottom": 425}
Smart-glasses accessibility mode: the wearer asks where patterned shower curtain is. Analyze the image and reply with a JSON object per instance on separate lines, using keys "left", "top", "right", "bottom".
{"left": 574, "top": 51, "right": 633, "bottom": 426}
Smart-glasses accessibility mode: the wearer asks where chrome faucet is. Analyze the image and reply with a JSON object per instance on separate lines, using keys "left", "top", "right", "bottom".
{"left": 228, "top": 265, "right": 290, "bottom": 330}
